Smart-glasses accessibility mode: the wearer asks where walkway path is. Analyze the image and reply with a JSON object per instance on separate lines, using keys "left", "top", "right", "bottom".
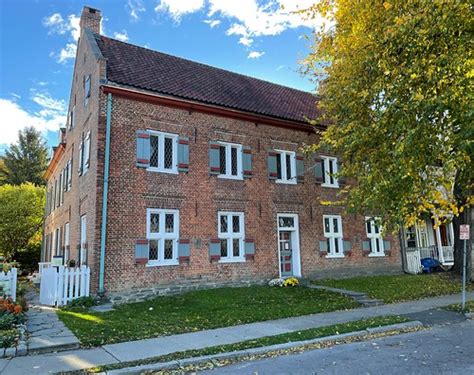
{"left": 23, "top": 288, "right": 80, "bottom": 354}
{"left": 1, "top": 291, "right": 472, "bottom": 374}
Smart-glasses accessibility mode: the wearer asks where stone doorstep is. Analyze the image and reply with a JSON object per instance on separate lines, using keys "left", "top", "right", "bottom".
{"left": 106, "top": 321, "right": 424, "bottom": 375}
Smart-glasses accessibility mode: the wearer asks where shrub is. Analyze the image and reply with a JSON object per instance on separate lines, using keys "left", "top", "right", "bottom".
{"left": 0, "top": 328, "right": 19, "bottom": 348}
{"left": 63, "top": 296, "right": 97, "bottom": 310}
{"left": 0, "top": 313, "right": 16, "bottom": 330}
{"left": 0, "top": 297, "right": 23, "bottom": 315}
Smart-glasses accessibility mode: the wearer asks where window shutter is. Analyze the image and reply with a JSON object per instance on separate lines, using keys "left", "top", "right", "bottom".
{"left": 383, "top": 240, "right": 391, "bottom": 251}
{"left": 67, "top": 159, "right": 72, "bottom": 190}
{"left": 296, "top": 154, "right": 304, "bottom": 183}
{"left": 135, "top": 239, "right": 149, "bottom": 264}
{"left": 244, "top": 239, "right": 255, "bottom": 260}
{"left": 178, "top": 239, "right": 190, "bottom": 262}
{"left": 314, "top": 157, "right": 324, "bottom": 183}
{"left": 343, "top": 240, "right": 352, "bottom": 254}
{"left": 136, "top": 130, "right": 150, "bottom": 168}
{"left": 78, "top": 139, "right": 84, "bottom": 175}
{"left": 209, "top": 238, "right": 221, "bottom": 260}
{"left": 319, "top": 240, "right": 328, "bottom": 256}
{"left": 362, "top": 240, "right": 371, "bottom": 254}
{"left": 84, "top": 131, "right": 91, "bottom": 169}
{"left": 177, "top": 136, "right": 190, "bottom": 172}
{"left": 242, "top": 146, "right": 252, "bottom": 178}
{"left": 209, "top": 142, "right": 220, "bottom": 175}
{"left": 267, "top": 151, "right": 278, "bottom": 180}
{"left": 337, "top": 160, "right": 345, "bottom": 186}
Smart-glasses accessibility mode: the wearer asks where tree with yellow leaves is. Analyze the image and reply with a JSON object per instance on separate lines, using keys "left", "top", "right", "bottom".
{"left": 302, "top": 1, "right": 473, "bottom": 277}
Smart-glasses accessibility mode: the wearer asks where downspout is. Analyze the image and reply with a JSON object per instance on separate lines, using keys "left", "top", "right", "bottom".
{"left": 98, "top": 93, "right": 112, "bottom": 295}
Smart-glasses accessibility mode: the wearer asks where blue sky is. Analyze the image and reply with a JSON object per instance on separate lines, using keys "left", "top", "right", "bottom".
{"left": 0, "top": 0, "right": 323, "bottom": 152}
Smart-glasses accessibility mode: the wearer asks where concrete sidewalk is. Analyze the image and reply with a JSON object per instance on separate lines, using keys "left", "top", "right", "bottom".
{"left": 1, "top": 291, "right": 472, "bottom": 374}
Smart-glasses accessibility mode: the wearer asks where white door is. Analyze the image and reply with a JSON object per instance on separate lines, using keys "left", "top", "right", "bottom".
{"left": 39, "top": 266, "right": 58, "bottom": 306}
{"left": 80, "top": 215, "right": 87, "bottom": 265}
{"left": 277, "top": 214, "right": 301, "bottom": 277}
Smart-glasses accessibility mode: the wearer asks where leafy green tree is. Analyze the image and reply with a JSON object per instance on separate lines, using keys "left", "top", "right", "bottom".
{"left": 0, "top": 184, "right": 45, "bottom": 262}
{"left": 301, "top": 1, "right": 473, "bottom": 274}
{"left": 0, "top": 127, "right": 49, "bottom": 186}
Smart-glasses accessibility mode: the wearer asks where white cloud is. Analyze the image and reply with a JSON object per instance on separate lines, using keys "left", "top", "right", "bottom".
{"left": 247, "top": 51, "right": 265, "bottom": 59}
{"left": 43, "top": 13, "right": 80, "bottom": 64}
{"left": 155, "top": 0, "right": 205, "bottom": 22}
{"left": 238, "top": 36, "right": 253, "bottom": 47}
{"left": 113, "top": 30, "right": 129, "bottom": 42}
{"left": 203, "top": 19, "right": 221, "bottom": 28}
{"left": 0, "top": 93, "right": 66, "bottom": 146}
{"left": 128, "top": 0, "right": 146, "bottom": 21}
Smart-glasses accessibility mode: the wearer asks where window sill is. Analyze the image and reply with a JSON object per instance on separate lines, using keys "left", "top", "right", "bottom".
{"left": 146, "top": 260, "right": 179, "bottom": 267}
{"left": 218, "top": 258, "right": 246, "bottom": 264}
{"left": 276, "top": 179, "right": 297, "bottom": 185}
{"left": 325, "top": 254, "right": 345, "bottom": 259}
{"left": 321, "top": 183, "right": 339, "bottom": 189}
{"left": 146, "top": 168, "right": 179, "bottom": 175}
{"left": 368, "top": 253, "right": 385, "bottom": 258}
{"left": 217, "top": 175, "right": 244, "bottom": 181}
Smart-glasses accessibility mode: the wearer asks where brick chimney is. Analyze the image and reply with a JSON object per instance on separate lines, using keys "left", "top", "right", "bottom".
{"left": 80, "top": 6, "right": 101, "bottom": 34}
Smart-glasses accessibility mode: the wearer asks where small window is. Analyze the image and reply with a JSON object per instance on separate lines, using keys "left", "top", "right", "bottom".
{"left": 218, "top": 142, "right": 242, "bottom": 179}
{"left": 69, "top": 106, "right": 75, "bottom": 130}
{"left": 366, "top": 217, "right": 385, "bottom": 256}
{"left": 323, "top": 215, "right": 344, "bottom": 258}
{"left": 275, "top": 150, "right": 296, "bottom": 184}
{"left": 405, "top": 226, "right": 417, "bottom": 248}
{"left": 321, "top": 156, "right": 339, "bottom": 187}
{"left": 84, "top": 75, "right": 91, "bottom": 106}
{"left": 146, "top": 209, "right": 179, "bottom": 266}
{"left": 148, "top": 131, "right": 178, "bottom": 174}
{"left": 218, "top": 212, "right": 245, "bottom": 262}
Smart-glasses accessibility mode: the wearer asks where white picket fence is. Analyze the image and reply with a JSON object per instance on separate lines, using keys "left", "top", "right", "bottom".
{"left": 40, "top": 265, "right": 90, "bottom": 306}
{"left": 405, "top": 250, "right": 422, "bottom": 274}
{"left": 0, "top": 268, "right": 17, "bottom": 302}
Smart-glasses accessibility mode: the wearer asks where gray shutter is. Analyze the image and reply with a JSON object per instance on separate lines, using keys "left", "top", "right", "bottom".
{"left": 362, "top": 240, "right": 371, "bottom": 253}
{"left": 314, "top": 157, "right": 324, "bottom": 183}
{"left": 296, "top": 154, "right": 304, "bottom": 183}
{"left": 383, "top": 240, "right": 391, "bottom": 251}
{"left": 244, "top": 239, "right": 255, "bottom": 260}
{"left": 136, "top": 130, "right": 150, "bottom": 168}
{"left": 178, "top": 239, "right": 190, "bottom": 262}
{"left": 84, "top": 131, "right": 91, "bottom": 169}
{"left": 209, "top": 142, "right": 220, "bottom": 175}
{"left": 78, "top": 138, "right": 83, "bottom": 175}
{"left": 209, "top": 238, "right": 221, "bottom": 260}
{"left": 343, "top": 240, "right": 352, "bottom": 253}
{"left": 337, "top": 160, "right": 345, "bottom": 186}
{"left": 243, "top": 146, "right": 252, "bottom": 178}
{"left": 267, "top": 151, "right": 278, "bottom": 180}
{"left": 319, "top": 240, "right": 328, "bottom": 253}
{"left": 178, "top": 137, "right": 190, "bottom": 172}
{"left": 135, "top": 239, "right": 149, "bottom": 264}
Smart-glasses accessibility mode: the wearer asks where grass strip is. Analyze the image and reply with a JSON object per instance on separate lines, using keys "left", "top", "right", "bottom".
{"left": 75, "top": 315, "right": 409, "bottom": 374}
{"left": 443, "top": 300, "right": 474, "bottom": 313}
{"left": 57, "top": 286, "right": 358, "bottom": 347}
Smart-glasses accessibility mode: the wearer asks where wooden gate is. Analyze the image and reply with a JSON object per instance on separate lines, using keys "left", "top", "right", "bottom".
{"left": 40, "top": 265, "right": 90, "bottom": 306}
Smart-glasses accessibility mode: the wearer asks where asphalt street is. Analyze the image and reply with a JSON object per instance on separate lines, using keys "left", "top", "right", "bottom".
{"left": 200, "top": 319, "right": 474, "bottom": 375}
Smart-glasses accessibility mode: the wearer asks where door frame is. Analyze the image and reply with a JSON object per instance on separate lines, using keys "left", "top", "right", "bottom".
{"left": 276, "top": 213, "right": 301, "bottom": 278}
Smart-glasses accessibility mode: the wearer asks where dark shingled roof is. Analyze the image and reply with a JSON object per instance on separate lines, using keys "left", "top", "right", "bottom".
{"left": 95, "top": 35, "right": 319, "bottom": 124}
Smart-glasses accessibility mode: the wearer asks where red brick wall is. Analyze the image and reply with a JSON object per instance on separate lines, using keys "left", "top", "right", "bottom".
{"left": 101, "top": 93, "right": 402, "bottom": 293}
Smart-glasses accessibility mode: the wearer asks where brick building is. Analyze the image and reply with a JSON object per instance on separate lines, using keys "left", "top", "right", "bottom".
{"left": 42, "top": 7, "right": 402, "bottom": 301}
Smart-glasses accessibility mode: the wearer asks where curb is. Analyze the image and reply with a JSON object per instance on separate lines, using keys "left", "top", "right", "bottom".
{"left": 464, "top": 312, "right": 474, "bottom": 320}
{"left": 106, "top": 321, "right": 423, "bottom": 374}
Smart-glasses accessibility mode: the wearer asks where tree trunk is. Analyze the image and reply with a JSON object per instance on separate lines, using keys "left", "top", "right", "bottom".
{"left": 453, "top": 206, "right": 473, "bottom": 281}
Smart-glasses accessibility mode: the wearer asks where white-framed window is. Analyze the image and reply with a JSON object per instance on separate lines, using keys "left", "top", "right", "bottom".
{"left": 146, "top": 209, "right": 179, "bottom": 266}
{"left": 321, "top": 156, "right": 339, "bottom": 187}
{"left": 80, "top": 215, "right": 87, "bottom": 266}
{"left": 366, "top": 217, "right": 385, "bottom": 256}
{"left": 84, "top": 75, "right": 91, "bottom": 106}
{"left": 218, "top": 211, "right": 245, "bottom": 262}
{"left": 148, "top": 131, "right": 178, "bottom": 174}
{"left": 78, "top": 132, "right": 90, "bottom": 176}
{"left": 323, "top": 215, "right": 344, "bottom": 258}
{"left": 218, "top": 142, "right": 242, "bottom": 179}
{"left": 69, "top": 106, "right": 75, "bottom": 130}
{"left": 275, "top": 150, "right": 296, "bottom": 184}
{"left": 64, "top": 222, "right": 70, "bottom": 265}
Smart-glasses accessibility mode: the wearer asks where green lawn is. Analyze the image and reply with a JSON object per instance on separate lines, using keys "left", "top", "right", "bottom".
{"left": 58, "top": 286, "right": 358, "bottom": 347}
{"left": 85, "top": 315, "right": 410, "bottom": 373}
{"left": 314, "top": 273, "right": 466, "bottom": 303}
